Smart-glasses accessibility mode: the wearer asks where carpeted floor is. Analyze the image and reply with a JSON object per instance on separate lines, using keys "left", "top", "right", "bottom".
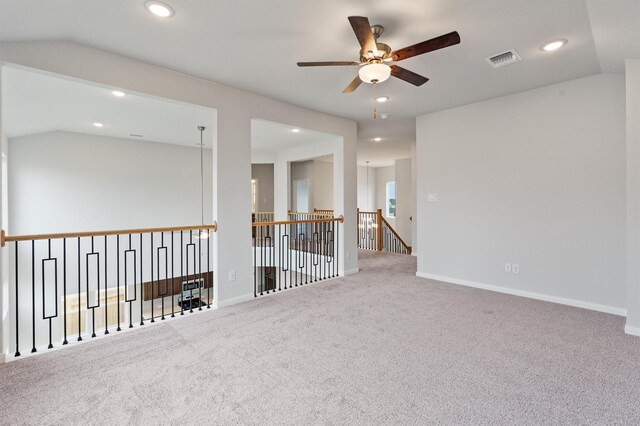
{"left": 2, "top": 250, "right": 640, "bottom": 425}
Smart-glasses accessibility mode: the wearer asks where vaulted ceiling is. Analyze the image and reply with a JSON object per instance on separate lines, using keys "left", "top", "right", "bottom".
{"left": 1, "top": 0, "right": 638, "bottom": 166}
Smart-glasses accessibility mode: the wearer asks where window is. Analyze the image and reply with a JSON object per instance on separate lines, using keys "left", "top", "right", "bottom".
{"left": 386, "top": 181, "right": 396, "bottom": 218}
{"left": 251, "top": 179, "right": 258, "bottom": 213}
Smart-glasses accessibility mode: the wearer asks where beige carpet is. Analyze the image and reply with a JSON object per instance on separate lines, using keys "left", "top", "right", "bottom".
{"left": 2, "top": 250, "right": 640, "bottom": 425}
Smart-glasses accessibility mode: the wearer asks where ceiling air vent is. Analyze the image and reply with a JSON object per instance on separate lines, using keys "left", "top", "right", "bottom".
{"left": 486, "top": 49, "right": 521, "bottom": 68}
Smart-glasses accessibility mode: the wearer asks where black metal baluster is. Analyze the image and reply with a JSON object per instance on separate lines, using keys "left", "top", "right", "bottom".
{"left": 331, "top": 222, "right": 336, "bottom": 278}
{"left": 279, "top": 225, "right": 283, "bottom": 290}
{"left": 117, "top": 235, "right": 121, "bottom": 331}
{"left": 63, "top": 238, "right": 68, "bottom": 344}
{"left": 198, "top": 230, "right": 203, "bottom": 310}
{"left": 31, "top": 240, "right": 36, "bottom": 353}
{"left": 14, "top": 242, "right": 20, "bottom": 357}
{"left": 253, "top": 224, "right": 257, "bottom": 297}
{"left": 322, "top": 224, "right": 326, "bottom": 280}
{"left": 265, "top": 228, "right": 272, "bottom": 294}
{"left": 336, "top": 220, "right": 340, "bottom": 277}
{"left": 180, "top": 231, "right": 184, "bottom": 316}
{"left": 259, "top": 225, "right": 264, "bottom": 296}
{"left": 139, "top": 233, "right": 144, "bottom": 326}
{"left": 161, "top": 232, "right": 167, "bottom": 320}
{"left": 171, "top": 231, "right": 175, "bottom": 317}
{"left": 189, "top": 231, "right": 194, "bottom": 313}
{"left": 207, "top": 230, "right": 211, "bottom": 308}
{"left": 44, "top": 239, "right": 55, "bottom": 349}
{"left": 290, "top": 225, "right": 294, "bottom": 288}
{"left": 127, "top": 234, "right": 132, "bottom": 329}
{"left": 90, "top": 236, "right": 97, "bottom": 338}
{"left": 150, "top": 232, "right": 155, "bottom": 323}
{"left": 77, "top": 237, "right": 82, "bottom": 341}
{"left": 304, "top": 225, "right": 308, "bottom": 285}
{"left": 104, "top": 235, "right": 109, "bottom": 335}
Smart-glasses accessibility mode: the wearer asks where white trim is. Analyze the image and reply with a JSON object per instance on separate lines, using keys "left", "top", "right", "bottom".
{"left": 214, "top": 293, "right": 254, "bottom": 309}
{"left": 625, "top": 323, "right": 640, "bottom": 337}
{"left": 343, "top": 268, "right": 359, "bottom": 276}
{"left": 416, "top": 272, "right": 627, "bottom": 317}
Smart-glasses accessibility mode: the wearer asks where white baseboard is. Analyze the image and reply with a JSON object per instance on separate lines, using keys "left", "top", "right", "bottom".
{"left": 416, "top": 272, "right": 627, "bottom": 317}
{"left": 214, "top": 293, "right": 254, "bottom": 309}
{"left": 343, "top": 268, "right": 359, "bottom": 276}
{"left": 624, "top": 323, "right": 640, "bottom": 337}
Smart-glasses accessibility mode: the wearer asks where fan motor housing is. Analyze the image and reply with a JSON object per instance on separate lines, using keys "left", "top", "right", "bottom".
{"left": 360, "top": 43, "right": 392, "bottom": 62}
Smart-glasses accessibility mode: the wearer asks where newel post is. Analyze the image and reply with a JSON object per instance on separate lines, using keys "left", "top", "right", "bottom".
{"left": 376, "top": 209, "right": 383, "bottom": 252}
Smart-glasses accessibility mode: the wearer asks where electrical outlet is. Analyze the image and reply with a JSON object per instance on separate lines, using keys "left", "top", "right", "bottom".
{"left": 228, "top": 271, "right": 236, "bottom": 281}
{"left": 505, "top": 263, "right": 511, "bottom": 272}
{"left": 512, "top": 264, "right": 520, "bottom": 274}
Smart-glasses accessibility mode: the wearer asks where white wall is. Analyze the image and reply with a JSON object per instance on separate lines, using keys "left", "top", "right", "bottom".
{"left": 9, "top": 131, "right": 213, "bottom": 234}
{"left": 0, "top": 40, "right": 358, "bottom": 310}
{"left": 395, "top": 158, "right": 412, "bottom": 245}
{"left": 375, "top": 166, "right": 395, "bottom": 226}
{"left": 626, "top": 60, "right": 640, "bottom": 334}
{"left": 291, "top": 160, "right": 314, "bottom": 212}
{"left": 290, "top": 159, "right": 334, "bottom": 212}
{"left": 416, "top": 73, "right": 626, "bottom": 315}
{"left": 251, "top": 164, "right": 274, "bottom": 212}
{"left": 411, "top": 144, "right": 418, "bottom": 255}
{"left": 313, "top": 159, "right": 333, "bottom": 210}
{"left": 0, "top": 67, "right": 6, "bottom": 359}
{"left": 357, "top": 165, "right": 376, "bottom": 211}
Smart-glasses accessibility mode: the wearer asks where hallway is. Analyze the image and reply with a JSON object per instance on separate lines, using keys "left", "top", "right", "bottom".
{"left": 1, "top": 251, "right": 639, "bottom": 424}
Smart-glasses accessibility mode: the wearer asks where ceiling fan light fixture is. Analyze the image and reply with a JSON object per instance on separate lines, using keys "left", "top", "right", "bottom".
{"left": 358, "top": 63, "right": 391, "bottom": 84}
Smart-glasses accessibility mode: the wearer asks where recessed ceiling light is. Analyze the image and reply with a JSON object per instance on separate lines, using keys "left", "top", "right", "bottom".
{"left": 540, "top": 39, "right": 567, "bottom": 52}
{"left": 292, "top": 128, "right": 300, "bottom": 133}
{"left": 373, "top": 137, "right": 382, "bottom": 142}
{"left": 145, "top": 1, "right": 174, "bottom": 18}
{"left": 376, "top": 96, "right": 389, "bottom": 103}
{"left": 112, "top": 90, "right": 126, "bottom": 97}
{"left": 93, "top": 122, "right": 104, "bottom": 128}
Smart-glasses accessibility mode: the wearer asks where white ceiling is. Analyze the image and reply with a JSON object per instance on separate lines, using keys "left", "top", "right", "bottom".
{"left": 2, "top": 66, "right": 215, "bottom": 146}
{"left": 1, "top": 0, "right": 639, "bottom": 166}
{"left": 251, "top": 119, "right": 341, "bottom": 156}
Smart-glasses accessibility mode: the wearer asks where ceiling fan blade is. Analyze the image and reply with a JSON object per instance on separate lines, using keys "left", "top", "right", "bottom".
{"left": 297, "top": 61, "right": 360, "bottom": 67}
{"left": 390, "top": 65, "right": 429, "bottom": 86}
{"left": 348, "top": 16, "right": 377, "bottom": 56}
{"left": 342, "top": 75, "right": 363, "bottom": 93}
{"left": 391, "top": 31, "right": 461, "bottom": 61}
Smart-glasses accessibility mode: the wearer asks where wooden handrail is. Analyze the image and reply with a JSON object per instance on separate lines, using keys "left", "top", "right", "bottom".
{"left": 1, "top": 223, "right": 217, "bottom": 246}
{"left": 380, "top": 216, "right": 412, "bottom": 254}
{"left": 287, "top": 210, "right": 334, "bottom": 216}
{"left": 357, "top": 210, "right": 379, "bottom": 214}
{"left": 253, "top": 216, "right": 344, "bottom": 227}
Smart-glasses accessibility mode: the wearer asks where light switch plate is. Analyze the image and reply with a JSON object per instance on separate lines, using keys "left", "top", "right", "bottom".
{"left": 427, "top": 193, "right": 439, "bottom": 202}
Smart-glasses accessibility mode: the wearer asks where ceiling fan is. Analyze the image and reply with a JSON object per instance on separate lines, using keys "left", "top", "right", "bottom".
{"left": 297, "top": 16, "right": 461, "bottom": 93}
